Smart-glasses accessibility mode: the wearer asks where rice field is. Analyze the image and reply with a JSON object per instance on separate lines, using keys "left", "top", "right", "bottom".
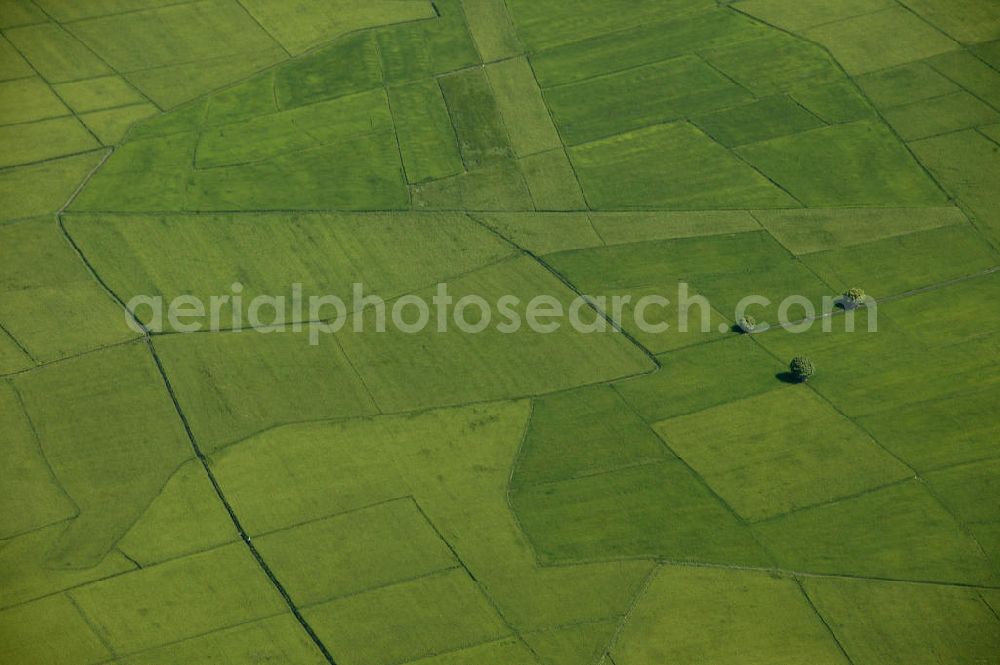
{"left": 1, "top": 1, "right": 999, "bottom": 663}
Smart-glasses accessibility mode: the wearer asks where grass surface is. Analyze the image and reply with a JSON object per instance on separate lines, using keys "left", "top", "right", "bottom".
{"left": 1, "top": 1, "right": 998, "bottom": 663}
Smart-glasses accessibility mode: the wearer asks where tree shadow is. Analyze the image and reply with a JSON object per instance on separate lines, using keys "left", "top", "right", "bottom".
{"left": 775, "top": 371, "right": 803, "bottom": 384}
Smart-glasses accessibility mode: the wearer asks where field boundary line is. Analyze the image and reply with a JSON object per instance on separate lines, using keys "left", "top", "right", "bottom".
{"left": 522, "top": 51, "right": 592, "bottom": 209}
{"left": 144, "top": 336, "right": 339, "bottom": 664}
{"left": 542, "top": 554, "right": 1000, "bottom": 591}
{"left": 466, "top": 213, "right": 662, "bottom": 369}
{"left": 793, "top": 577, "right": 857, "bottom": 665}
{"left": 0, "top": 322, "right": 37, "bottom": 363}
{"left": 749, "top": 478, "right": 915, "bottom": 527}
{"left": 727, "top": 2, "right": 955, "bottom": 206}
{"left": 232, "top": 0, "right": 292, "bottom": 59}
{"left": 298, "top": 564, "right": 464, "bottom": 610}
{"left": 616, "top": 387, "right": 781, "bottom": 564}
{"left": 978, "top": 591, "right": 1000, "bottom": 621}
{"left": 746, "top": 335, "right": 996, "bottom": 569}
{"left": 0, "top": 336, "right": 140, "bottom": 379}
{"left": 409, "top": 494, "right": 542, "bottom": 660}
{"left": 600, "top": 564, "right": 659, "bottom": 661}
{"left": 7, "top": 380, "right": 81, "bottom": 520}
{"left": 49, "top": 145, "right": 339, "bottom": 664}
{"left": 66, "top": 591, "right": 119, "bottom": 659}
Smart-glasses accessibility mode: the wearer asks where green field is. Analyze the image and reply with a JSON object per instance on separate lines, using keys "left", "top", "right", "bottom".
{"left": 1, "top": 0, "right": 999, "bottom": 663}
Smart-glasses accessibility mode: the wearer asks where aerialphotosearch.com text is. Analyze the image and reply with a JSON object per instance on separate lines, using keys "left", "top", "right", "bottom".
{"left": 126, "top": 281, "right": 877, "bottom": 345}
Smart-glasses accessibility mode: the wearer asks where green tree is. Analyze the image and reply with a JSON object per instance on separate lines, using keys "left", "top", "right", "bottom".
{"left": 842, "top": 287, "right": 866, "bottom": 310}
{"left": 789, "top": 356, "right": 816, "bottom": 383}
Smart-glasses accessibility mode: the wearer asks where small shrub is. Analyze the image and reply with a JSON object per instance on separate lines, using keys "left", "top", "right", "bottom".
{"left": 789, "top": 356, "right": 815, "bottom": 382}
{"left": 842, "top": 287, "right": 866, "bottom": 309}
{"left": 737, "top": 316, "right": 757, "bottom": 334}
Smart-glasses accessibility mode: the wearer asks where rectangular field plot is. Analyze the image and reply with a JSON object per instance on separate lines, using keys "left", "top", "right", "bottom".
{"left": 32, "top": 0, "right": 185, "bottom": 22}
{"left": 590, "top": 210, "right": 758, "bottom": 245}
{"left": 0, "top": 217, "right": 137, "bottom": 361}
{"left": 736, "top": 120, "right": 946, "bottom": 206}
{"left": 753, "top": 206, "right": 966, "bottom": 255}
{"left": 803, "top": 577, "right": 1000, "bottom": 665}
{"left": 54, "top": 75, "right": 147, "bottom": 114}
{"left": 505, "top": 0, "right": 710, "bottom": 51}
{"left": 411, "top": 161, "right": 532, "bottom": 210}
{"left": 518, "top": 149, "right": 586, "bottom": 211}
{"left": 756, "top": 311, "right": 1000, "bottom": 419}
{"left": 239, "top": 0, "right": 436, "bottom": 55}
{"left": 612, "top": 567, "right": 850, "bottom": 665}
{"left": 212, "top": 419, "right": 407, "bottom": 535}
{"left": 0, "top": 117, "right": 100, "bottom": 168}
{"left": 117, "top": 614, "right": 327, "bottom": 665}
{"left": 486, "top": 56, "right": 561, "bottom": 157}
{"left": 154, "top": 331, "right": 378, "bottom": 452}
{"left": 801, "top": 224, "right": 999, "bottom": 296}
{"left": 858, "top": 385, "right": 1000, "bottom": 472}
{"left": 375, "top": 0, "right": 479, "bottom": 84}
{"left": 511, "top": 384, "right": 669, "bottom": 489}
{"left": 856, "top": 61, "right": 959, "bottom": 109}
{"left": 530, "top": 10, "right": 766, "bottom": 89}
{"left": 13, "top": 343, "right": 192, "bottom": 570}
{"left": 924, "top": 457, "right": 1000, "bottom": 525}
{"left": 201, "top": 74, "right": 276, "bottom": 127}
{"left": 474, "top": 212, "right": 602, "bottom": 254}
{"left": 5, "top": 22, "right": 111, "bottom": 81}
{"left": 66, "top": 0, "right": 279, "bottom": 73}
{"left": 255, "top": 498, "right": 457, "bottom": 606}
{"left": 0, "top": 77, "right": 68, "bottom": 125}
{"left": 305, "top": 569, "right": 510, "bottom": 665}
{"left": 803, "top": 7, "right": 958, "bottom": 75}
{"left": 701, "top": 32, "right": 841, "bottom": 96}
{"left": 0, "top": 523, "right": 135, "bottom": 611}
{"left": 752, "top": 482, "right": 995, "bottom": 585}
{"left": 0, "top": 381, "right": 75, "bottom": 540}
{"left": 878, "top": 272, "right": 1000, "bottom": 348}
{"left": 883, "top": 91, "right": 999, "bottom": 141}
{"left": 462, "top": 0, "right": 522, "bottom": 62}
{"left": 510, "top": 461, "right": 770, "bottom": 566}
{"left": 195, "top": 88, "right": 392, "bottom": 168}
{"left": 80, "top": 102, "right": 158, "bottom": 144}
{"left": 615, "top": 336, "right": 782, "bottom": 422}
{"left": 790, "top": 80, "right": 875, "bottom": 124}
{"left": 65, "top": 211, "right": 512, "bottom": 329}
{"left": 439, "top": 67, "right": 514, "bottom": 169}
{"left": 0, "top": 151, "right": 105, "bottom": 222}
{"left": 388, "top": 80, "right": 464, "bottom": 184}
{"left": 655, "top": 388, "right": 911, "bottom": 521}
{"left": 404, "top": 638, "right": 537, "bottom": 665}
{"left": 544, "top": 55, "right": 753, "bottom": 145}
{"left": 732, "top": 0, "right": 895, "bottom": 32}
{"left": 274, "top": 33, "right": 382, "bottom": 110}
{"left": 335, "top": 255, "right": 654, "bottom": 412}
{"left": 692, "top": 95, "right": 824, "bottom": 147}
{"left": 911, "top": 129, "right": 1000, "bottom": 248}
{"left": 126, "top": 47, "right": 286, "bottom": 109}
{"left": 0, "top": 594, "right": 111, "bottom": 665}
{"left": 70, "top": 544, "right": 287, "bottom": 654}
{"left": 0, "top": 0, "right": 47, "bottom": 28}
{"left": 569, "top": 122, "right": 795, "bottom": 209}
{"left": 927, "top": 50, "right": 1000, "bottom": 110}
